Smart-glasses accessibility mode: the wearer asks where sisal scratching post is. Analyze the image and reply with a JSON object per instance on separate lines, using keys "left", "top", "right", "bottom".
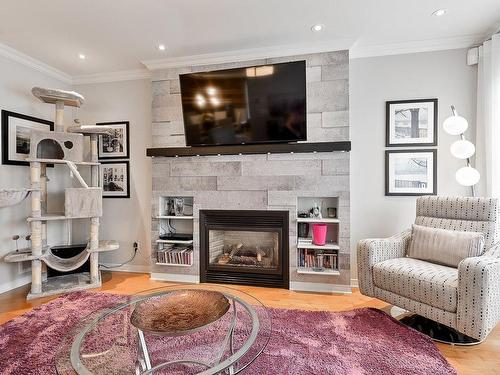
{"left": 90, "top": 253, "right": 99, "bottom": 284}
{"left": 90, "top": 134, "right": 99, "bottom": 187}
{"left": 90, "top": 217, "right": 100, "bottom": 283}
{"left": 55, "top": 101, "right": 65, "bottom": 132}
{"left": 30, "top": 162, "right": 41, "bottom": 217}
{"left": 90, "top": 134, "right": 98, "bottom": 162}
{"left": 41, "top": 222, "right": 47, "bottom": 247}
{"left": 30, "top": 220, "right": 42, "bottom": 294}
{"left": 30, "top": 162, "right": 42, "bottom": 294}
{"left": 40, "top": 164, "right": 48, "bottom": 214}
{"left": 31, "top": 260, "right": 42, "bottom": 294}
{"left": 89, "top": 133, "right": 100, "bottom": 284}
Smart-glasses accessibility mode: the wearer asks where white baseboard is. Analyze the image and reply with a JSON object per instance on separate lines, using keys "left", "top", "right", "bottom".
{"left": 0, "top": 274, "right": 31, "bottom": 295}
{"left": 100, "top": 263, "right": 150, "bottom": 274}
{"left": 350, "top": 278, "right": 359, "bottom": 288}
{"left": 150, "top": 272, "right": 200, "bottom": 284}
{"left": 290, "top": 281, "right": 352, "bottom": 294}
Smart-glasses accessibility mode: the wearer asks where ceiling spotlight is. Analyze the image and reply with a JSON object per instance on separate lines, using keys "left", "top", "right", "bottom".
{"left": 195, "top": 93, "right": 206, "bottom": 107}
{"left": 78, "top": 53, "right": 86, "bottom": 60}
{"left": 210, "top": 97, "right": 221, "bottom": 106}
{"left": 431, "top": 9, "right": 447, "bottom": 17}
{"left": 157, "top": 44, "right": 166, "bottom": 51}
{"left": 206, "top": 87, "right": 217, "bottom": 96}
{"left": 311, "top": 24, "right": 324, "bottom": 32}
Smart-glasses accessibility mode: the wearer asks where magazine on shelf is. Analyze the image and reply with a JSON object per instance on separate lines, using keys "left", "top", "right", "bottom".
{"left": 157, "top": 244, "right": 193, "bottom": 265}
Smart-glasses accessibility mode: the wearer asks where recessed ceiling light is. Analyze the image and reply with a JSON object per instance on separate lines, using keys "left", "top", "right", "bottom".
{"left": 432, "top": 9, "right": 447, "bottom": 17}
{"left": 210, "top": 97, "right": 221, "bottom": 106}
{"left": 311, "top": 24, "right": 324, "bottom": 32}
{"left": 157, "top": 44, "right": 166, "bottom": 51}
{"left": 78, "top": 53, "right": 86, "bottom": 60}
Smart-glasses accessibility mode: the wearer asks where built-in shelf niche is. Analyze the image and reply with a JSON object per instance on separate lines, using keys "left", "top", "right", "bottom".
{"left": 296, "top": 196, "right": 340, "bottom": 276}
{"left": 156, "top": 196, "right": 194, "bottom": 267}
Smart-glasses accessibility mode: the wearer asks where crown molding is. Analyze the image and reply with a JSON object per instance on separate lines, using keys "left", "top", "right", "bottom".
{"left": 0, "top": 42, "right": 150, "bottom": 85}
{"left": 349, "top": 34, "right": 483, "bottom": 59}
{"left": 0, "top": 34, "right": 485, "bottom": 85}
{"left": 72, "top": 68, "right": 151, "bottom": 85}
{"left": 141, "top": 38, "right": 355, "bottom": 70}
{"left": 0, "top": 42, "right": 72, "bottom": 84}
{"left": 141, "top": 34, "right": 483, "bottom": 70}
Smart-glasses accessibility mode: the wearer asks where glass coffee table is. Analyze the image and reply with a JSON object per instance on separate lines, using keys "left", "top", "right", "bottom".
{"left": 55, "top": 285, "right": 271, "bottom": 374}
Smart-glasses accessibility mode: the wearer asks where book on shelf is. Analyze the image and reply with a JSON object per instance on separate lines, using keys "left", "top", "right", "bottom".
{"left": 298, "top": 249, "right": 338, "bottom": 270}
{"left": 157, "top": 244, "right": 193, "bottom": 265}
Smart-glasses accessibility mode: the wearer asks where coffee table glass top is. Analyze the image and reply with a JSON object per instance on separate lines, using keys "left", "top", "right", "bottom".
{"left": 55, "top": 284, "right": 271, "bottom": 374}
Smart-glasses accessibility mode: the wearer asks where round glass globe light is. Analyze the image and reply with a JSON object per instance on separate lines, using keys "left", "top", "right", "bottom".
{"left": 443, "top": 115, "right": 468, "bottom": 135}
{"left": 450, "top": 140, "right": 475, "bottom": 159}
{"left": 455, "top": 166, "right": 480, "bottom": 186}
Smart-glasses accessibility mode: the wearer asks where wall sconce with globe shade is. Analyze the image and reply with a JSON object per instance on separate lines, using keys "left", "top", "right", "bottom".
{"left": 443, "top": 105, "right": 479, "bottom": 196}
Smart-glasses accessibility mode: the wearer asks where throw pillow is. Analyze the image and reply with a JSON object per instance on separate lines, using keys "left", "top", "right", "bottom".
{"left": 407, "top": 224, "right": 484, "bottom": 268}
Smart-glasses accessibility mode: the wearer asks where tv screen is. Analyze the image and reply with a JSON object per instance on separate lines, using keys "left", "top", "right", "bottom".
{"left": 179, "top": 61, "right": 306, "bottom": 146}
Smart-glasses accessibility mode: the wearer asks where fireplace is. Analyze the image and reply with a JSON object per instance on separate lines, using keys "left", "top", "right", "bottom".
{"left": 200, "top": 210, "right": 289, "bottom": 288}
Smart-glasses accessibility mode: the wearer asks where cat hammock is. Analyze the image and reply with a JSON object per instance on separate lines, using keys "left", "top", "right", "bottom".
{"left": 3, "top": 87, "right": 119, "bottom": 299}
{"left": 0, "top": 189, "right": 33, "bottom": 208}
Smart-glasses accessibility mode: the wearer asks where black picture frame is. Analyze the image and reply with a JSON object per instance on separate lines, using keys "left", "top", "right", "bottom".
{"left": 1, "top": 110, "right": 54, "bottom": 166}
{"left": 100, "top": 160, "right": 130, "bottom": 198}
{"left": 96, "top": 121, "right": 130, "bottom": 160}
{"left": 385, "top": 149, "right": 437, "bottom": 196}
{"left": 386, "top": 99, "right": 438, "bottom": 147}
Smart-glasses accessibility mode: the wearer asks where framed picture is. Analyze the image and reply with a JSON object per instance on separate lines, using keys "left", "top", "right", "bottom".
{"left": 385, "top": 149, "right": 437, "bottom": 196}
{"left": 386, "top": 99, "right": 437, "bottom": 147}
{"left": 100, "top": 161, "right": 130, "bottom": 198}
{"left": 1, "top": 110, "right": 54, "bottom": 166}
{"left": 97, "top": 121, "right": 129, "bottom": 159}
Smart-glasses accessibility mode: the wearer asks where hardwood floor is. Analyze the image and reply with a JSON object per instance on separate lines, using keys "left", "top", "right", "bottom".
{"left": 0, "top": 271, "right": 498, "bottom": 374}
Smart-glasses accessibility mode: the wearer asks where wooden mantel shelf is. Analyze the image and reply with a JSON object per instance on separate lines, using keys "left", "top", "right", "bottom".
{"left": 146, "top": 141, "right": 351, "bottom": 158}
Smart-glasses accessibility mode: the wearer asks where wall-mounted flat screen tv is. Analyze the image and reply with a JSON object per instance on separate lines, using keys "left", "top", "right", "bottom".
{"left": 179, "top": 60, "right": 306, "bottom": 146}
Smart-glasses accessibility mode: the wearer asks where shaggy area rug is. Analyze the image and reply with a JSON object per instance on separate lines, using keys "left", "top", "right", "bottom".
{"left": 0, "top": 291, "right": 456, "bottom": 375}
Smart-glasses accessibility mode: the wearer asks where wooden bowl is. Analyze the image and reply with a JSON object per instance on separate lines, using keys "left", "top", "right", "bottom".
{"left": 130, "top": 290, "right": 230, "bottom": 335}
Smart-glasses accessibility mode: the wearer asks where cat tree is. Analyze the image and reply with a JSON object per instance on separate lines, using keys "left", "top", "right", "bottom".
{"left": 2, "top": 87, "right": 119, "bottom": 299}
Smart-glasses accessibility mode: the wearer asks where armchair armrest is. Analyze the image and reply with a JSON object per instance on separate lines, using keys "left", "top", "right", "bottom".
{"left": 457, "top": 256, "right": 500, "bottom": 341}
{"left": 357, "top": 230, "right": 411, "bottom": 297}
{"left": 483, "top": 242, "right": 500, "bottom": 259}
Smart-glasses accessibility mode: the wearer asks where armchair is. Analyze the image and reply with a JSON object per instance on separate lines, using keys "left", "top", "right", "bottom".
{"left": 357, "top": 196, "right": 500, "bottom": 343}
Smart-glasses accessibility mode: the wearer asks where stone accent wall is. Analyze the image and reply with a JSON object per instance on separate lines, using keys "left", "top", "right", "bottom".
{"left": 150, "top": 50, "right": 351, "bottom": 289}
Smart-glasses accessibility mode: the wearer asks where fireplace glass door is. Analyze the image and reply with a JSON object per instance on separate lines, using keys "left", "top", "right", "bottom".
{"left": 200, "top": 209, "right": 289, "bottom": 288}
{"left": 208, "top": 229, "right": 280, "bottom": 273}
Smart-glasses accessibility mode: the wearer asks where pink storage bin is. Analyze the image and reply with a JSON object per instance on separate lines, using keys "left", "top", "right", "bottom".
{"left": 312, "top": 223, "right": 327, "bottom": 246}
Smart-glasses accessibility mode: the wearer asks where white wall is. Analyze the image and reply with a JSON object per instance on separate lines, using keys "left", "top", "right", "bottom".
{"left": 0, "top": 47, "right": 478, "bottom": 292}
{"left": 350, "top": 48, "right": 477, "bottom": 279}
{"left": 74, "top": 79, "right": 152, "bottom": 272}
{"left": 0, "top": 55, "right": 73, "bottom": 293}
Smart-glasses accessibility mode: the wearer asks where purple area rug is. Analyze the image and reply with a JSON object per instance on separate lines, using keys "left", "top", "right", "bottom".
{"left": 0, "top": 291, "right": 456, "bottom": 375}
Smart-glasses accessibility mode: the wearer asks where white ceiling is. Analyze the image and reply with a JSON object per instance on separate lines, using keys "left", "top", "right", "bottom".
{"left": 0, "top": 0, "right": 499, "bottom": 79}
